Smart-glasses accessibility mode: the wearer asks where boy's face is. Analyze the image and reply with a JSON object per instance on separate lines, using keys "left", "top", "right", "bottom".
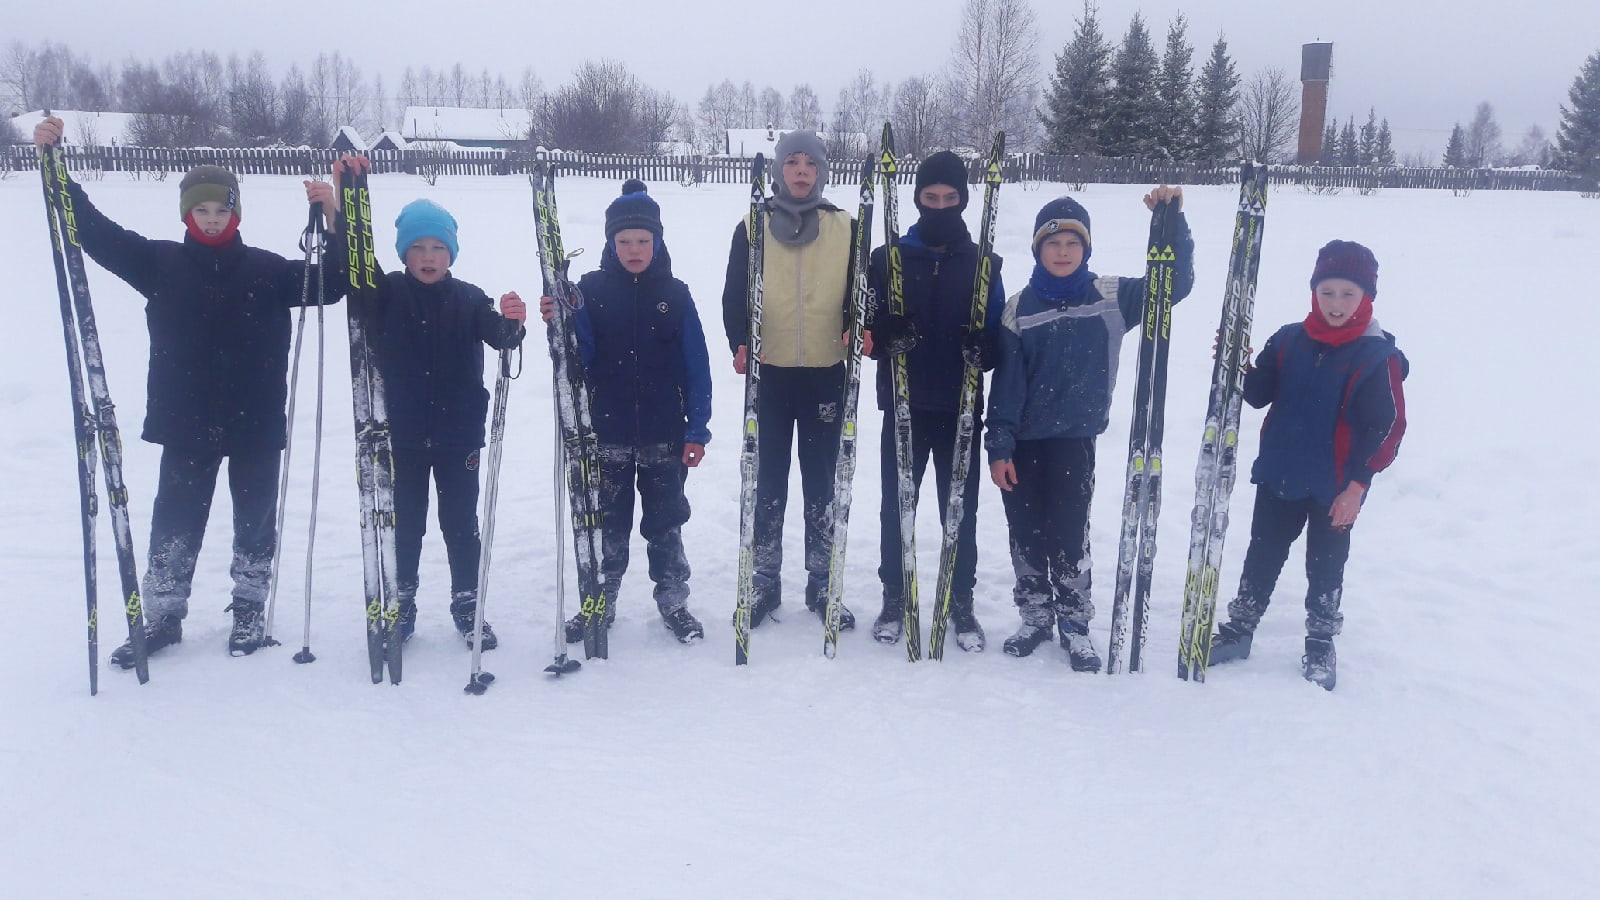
{"left": 780, "top": 152, "right": 818, "bottom": 199}
{"left": 1314, "top": 277, "right": 1366, "bottom": 327}
{"left": 613, "top": 229, "right": 655, "bottom": 275}
{"left": 918, "top": 185, "right": 962, "bottom": 210}
{"left": 1038, "top": 232, "right": 1085, "bottom": 278}
{"left": 189, "top": 200, "right": 234, "bottom": 237}
{"left": 404, "top": 238, "right": 452, "bottom": 284}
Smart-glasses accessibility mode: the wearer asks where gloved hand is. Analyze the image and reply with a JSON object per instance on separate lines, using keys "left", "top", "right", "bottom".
{"left": 962, "top": 328, "right": 996, "bottom": 371}
{"left": 870, "top": 314, "right": 919, "bottom": 358}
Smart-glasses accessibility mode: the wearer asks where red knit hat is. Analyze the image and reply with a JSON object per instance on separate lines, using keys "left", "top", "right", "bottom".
{"left": 1309, "top": 240, "right": 1379, "bottom": 298}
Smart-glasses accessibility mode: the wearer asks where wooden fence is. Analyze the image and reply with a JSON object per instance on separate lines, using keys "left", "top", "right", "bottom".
{"left": 4, "top": 143, "right": 1595, "bottom": 193}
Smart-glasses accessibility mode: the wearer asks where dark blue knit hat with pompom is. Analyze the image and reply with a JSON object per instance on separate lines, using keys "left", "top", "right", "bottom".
{"left": 1309, "top": 239, "right": 1379, "bottom": 298}
{"left": 605, "top": 179, "right": 663, "bottom": 239}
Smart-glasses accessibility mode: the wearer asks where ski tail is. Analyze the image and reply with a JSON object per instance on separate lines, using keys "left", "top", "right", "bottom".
{"left": 879, "top": 122, "right": 922, "bottom": 662}
{"left": 821, "top": 156, "right": 878, "bottom": 659}
{"left": 1179, "top": 163, "right": 1269, "bottom": 682}
{"left": 734, "top": 153, "right": 767, "bottom": 666}
{"left": 1107, "top": 199, "right": 1179, "bottom": 674}
{"left": 930, "top": 132, "right": 1004, "bottom": 660}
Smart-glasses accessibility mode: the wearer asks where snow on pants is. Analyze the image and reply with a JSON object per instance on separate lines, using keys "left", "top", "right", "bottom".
{"left": 753, "top": 363, "right": 844, "bottom": 602}
{"left": 598, "top": 441, "right": 693, "bottom": 613}
{"left": 999, "top": 436, "right": 1096, "bottom": 633}
{"left": 142, "top": 447, "right": 280, "bottom": 619}
{"left": 392, "top": 446, "right": 482, "bottom": 600}
{"left": 877, "top": 407, "right": 982, "bottom": 611}
{"left": 1227, "top": 485, "right": 1350, "bottom": 639}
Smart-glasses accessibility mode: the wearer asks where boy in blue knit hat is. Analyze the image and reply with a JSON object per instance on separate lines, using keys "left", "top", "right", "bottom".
{"left": 540, "top": 179, "right": 714, "bottom": 644}
{"left": 1206, "top": 239, "right": 1408, "bottom": 690}
{"left": 332, "top": 156, "right": 527, "bottom": 651}
{"left": 985, "top": 186, "right": 1191, "bottom": 671}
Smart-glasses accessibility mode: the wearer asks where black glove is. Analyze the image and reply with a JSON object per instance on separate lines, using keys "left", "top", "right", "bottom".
{"left": 872, "top": 314, "right": 919, "bottom": 358}
{"left": 962, "top": 328, "right": 996, "bottom": 371}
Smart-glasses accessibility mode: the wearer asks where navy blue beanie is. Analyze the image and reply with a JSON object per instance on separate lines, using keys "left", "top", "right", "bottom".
{"left": 605, "top": 179, "right": 663, "bottom": 240}
{"left": 1032, "top": 196, "right": 1092, "bottom": 259}
{"left": 394, "top": 199, "right": 459, "bottom": 264}
{"left": 1310, "top": 239, "right": 1379, "bottom": 298}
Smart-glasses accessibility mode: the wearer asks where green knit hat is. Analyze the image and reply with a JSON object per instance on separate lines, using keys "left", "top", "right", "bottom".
{"left": 178, "top": 165, "right": 241, "bottom": 221}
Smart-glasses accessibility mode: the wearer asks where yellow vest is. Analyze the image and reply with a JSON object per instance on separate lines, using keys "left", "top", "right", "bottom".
{"left": 758, "top": 209, "right": 851, "bottom": 367}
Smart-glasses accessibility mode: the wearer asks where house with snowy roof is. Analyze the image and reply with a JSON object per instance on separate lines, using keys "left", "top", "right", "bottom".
{"left": 332, "top": 125, "right": 367, "bottom": 152}
{"left": 16, "top": 109, "right": 137, "bottom": 146}
{"left": 400, "top": 107, "right": 532, "bottom": 150}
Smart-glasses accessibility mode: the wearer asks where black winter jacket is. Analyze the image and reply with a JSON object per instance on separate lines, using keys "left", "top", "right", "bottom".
{"left": 367, "top": 271, "right": 524, "bottom": 451}
{"left": 66, "top": 180, "right": 344, "bottom": 455}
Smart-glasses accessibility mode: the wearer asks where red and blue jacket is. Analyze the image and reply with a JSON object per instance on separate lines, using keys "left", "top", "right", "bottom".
{"left": 1245, "top": 320, "right": 1409, "bottom": 509}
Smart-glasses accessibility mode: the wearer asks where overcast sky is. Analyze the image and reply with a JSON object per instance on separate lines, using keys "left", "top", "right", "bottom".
{"left": 11, "top": 0, "right": 1598, "bottom": 157}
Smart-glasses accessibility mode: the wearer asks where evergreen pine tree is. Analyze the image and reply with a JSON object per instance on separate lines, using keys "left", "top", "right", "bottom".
{"left": 1443, "top": 124, "right": 1467, "bottom": 167}
{"left": 1376, "top": 118, "right": 1397, "bottom": 166}
{"left": 1193, "top": 35, "right": 1241, "bottom": 163}
{"left": 1156, "top": 14, "right": 1198, "bottom": 160}
{"left": 1321, "top": 121, "right": 1340, "bottom": 165}
{"left": 1041, "top": 0, "right": 1114, "bottom": 154}
{"left": 1339, "top": 117, "right": 1360, "bottom": 166}
{"left": 1103, "top": 13, "right": 1162, "bottom": 157}
{"left": 1555, "top": 49, "right": 1600, "bottom": 178}
{"left": 1359, "top": 108, "right": 1379, "bottom": 165}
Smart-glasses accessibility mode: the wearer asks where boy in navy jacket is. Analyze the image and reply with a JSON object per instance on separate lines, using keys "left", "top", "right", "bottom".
{"left": 34, "top": 116, "right": 344, "bottom": 665}
{"left": 544, "top": 181, "right": 713, "bottom": 644}
{"left": 985, "top": 189, "right": 1191, "bottom": 671}
{"left": 1208, "top": 240, "right": 1408, "bottom": 690}
{"left": 865, "top": 150, "right": 1004, "bottom": 651}
{"left": 334, "top": 157, "right": 527, "bottom": 650}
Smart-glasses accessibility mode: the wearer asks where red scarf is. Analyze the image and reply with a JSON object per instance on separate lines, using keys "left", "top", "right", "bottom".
{"left": 1302, "top": 291, "right": 1373, "bottom": 346}
{"left": 186, "top": 212, "right": 240, "bottom": 247}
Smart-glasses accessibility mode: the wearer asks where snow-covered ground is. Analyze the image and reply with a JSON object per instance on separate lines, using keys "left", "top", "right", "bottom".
{"left": 2, "top": 168, "right": 1595, "bottom": 897}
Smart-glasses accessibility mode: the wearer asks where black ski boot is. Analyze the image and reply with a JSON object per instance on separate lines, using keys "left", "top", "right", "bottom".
{"left": 805, "top": 579, "right": 854, "bottom": 631}
{"left": 950, "top": 605, "right": 986, "bottom": 652}
{"left": 451, "top": 592, "right": 497, "bottom": 652}
{"left": 226, "top": 601, "right": 265, "bottom": 657}
{"left": 661, "top": 606, "right": 704, "bottom": 643}
{"left": 872, "top": 597, "right": 905, "bottom": 644}
{"left": 110, "top": 614, "right": 182, "bottom": 668}
{"left": 1059, "top": 629, "right": 1103, "bottom": 673}
{"left": 1302, "top": 637, "right": 1337, "bottom": 690}
{"left": 736, "top": 574, "right": 782, "bottom": 629}
{"left": 1208, "top": 621, "right": 1254, "bottom": 665}
{"left": 564, "top": 607, "right": 616, "bottom": 643}
{"left": 396, "top": 599, "right": 418, "bottom": 642}
{"left": 1003, "top": 620, "right": 1054, "bottom": 657}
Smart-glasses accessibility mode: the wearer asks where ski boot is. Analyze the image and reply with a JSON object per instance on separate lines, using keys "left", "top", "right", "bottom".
{"left": 226, "top": 600, "right": 265, "bottom": 657}
{"left": 1207, "top": 621, "right": 1254, "bottom": 665}
{"left": 661, "top": 606, "right": 704, "bottom": 643}
{"left": 110, "top": 614, "right": 182, "bottom": 668}
{"left": 1302, "top": 637, "right": 1337, "bottom": 691}
{"left": 1060, "top": 629, "right": 1103, "bottom": 673}
{"left": 451, "top": 592, "right": 497, "bottom": 652}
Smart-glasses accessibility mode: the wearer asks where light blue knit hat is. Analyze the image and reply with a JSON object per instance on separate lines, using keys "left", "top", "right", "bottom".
{"left": 394, "top": 199, "right": 459, "bottom": 264}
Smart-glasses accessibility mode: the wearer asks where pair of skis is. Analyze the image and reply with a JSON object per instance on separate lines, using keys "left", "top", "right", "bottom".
{"left": 1106, "top": 198, "right": 1181, "bottom": 674}
{"left": 38, "top": 139, "right": 149, "bottom": 693}
{"left": 532, "top": 155, "right": 607, "bottom": 665}
{"left": 1178, "top": 165, "right": 1269, "bottom": 681}
{"left": 337, "top": 167, "right": 404, "bottom": 685}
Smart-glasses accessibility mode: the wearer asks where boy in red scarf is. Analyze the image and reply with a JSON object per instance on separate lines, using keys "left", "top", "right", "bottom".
{"left": 1208, "top": 240, "right": 1409, "bottom": 690}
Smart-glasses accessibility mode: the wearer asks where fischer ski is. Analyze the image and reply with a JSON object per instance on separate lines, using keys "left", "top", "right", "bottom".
{"left": 338, "top": 165, "right": 403, "bottom": 684}
{"left": 38, "top": 139, "right": 149, "bottom": 690}
{"left": 878, "top": 124, "right": 922, "bottom": 662}
{"left": 733, "top": 154, "right": 767, "bottom": 666}
{"left": 1179, "top": 164, "right": 1269, "bottom": 682}
{"left": 1106, "top": 199, "right": 1180, "bottom": 674}
{"left": 929, "top": 133, "right": 1004, "bottom": 660}
{"left": 821, "top": 157, "right": 877, "bottom": 659}
{"left": 532, "top": 155, "right": 609, "bottom": 661}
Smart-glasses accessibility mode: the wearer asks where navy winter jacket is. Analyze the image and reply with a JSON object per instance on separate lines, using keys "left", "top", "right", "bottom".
{"left": 1246, "top": 321, "right": 1409, "bottom": 509}
{"left": 985, "top": 212, "right": 1195, "bottom": 461}
{"left": 866, "top": 228, "right": 1005, "bottom": 414}
{"left": 366, "top": 271, "right": 523, "bottom": 451}
{"left": 574, "top": 241, "right": 713, "bottom": 447}
{"left": 65, "top": 180, "right": 345, "bottom": 455}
